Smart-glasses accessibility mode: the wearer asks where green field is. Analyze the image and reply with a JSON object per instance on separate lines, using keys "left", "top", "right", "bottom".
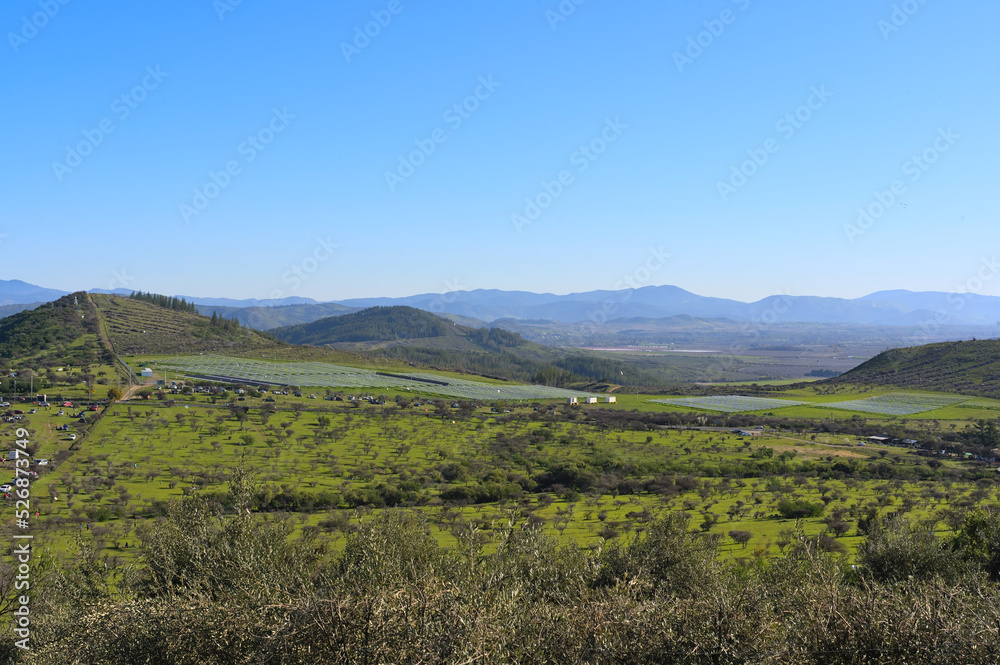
{"left": 7, "top": 364, "right": 992, "bottom": 569}
{"left": 5, "top": 330, "right": 1000, "bottom": 662}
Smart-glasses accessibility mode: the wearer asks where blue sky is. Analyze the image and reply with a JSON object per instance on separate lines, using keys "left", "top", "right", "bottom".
{"left": 2, "top": 0, "right": 997, "bottom": 302}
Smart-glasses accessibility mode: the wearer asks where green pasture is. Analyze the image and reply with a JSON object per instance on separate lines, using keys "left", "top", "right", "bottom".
{"left": 16, "top": 380, "right": 997, "bottom": 567}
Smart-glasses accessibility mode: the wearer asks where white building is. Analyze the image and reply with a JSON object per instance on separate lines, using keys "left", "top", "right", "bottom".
{"left": 140, "top": 368, "right": 153, "bottom": 377}
{"left": 585, "top": 397, "right": 598, "bottom": 404}
{"left": 605, "top": 396, "right": 616, "bottom": 403}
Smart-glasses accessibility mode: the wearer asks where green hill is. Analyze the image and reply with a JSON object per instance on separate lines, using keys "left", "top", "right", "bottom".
{"left": 0, "top": 292, "right": 109, "bottom": 366}
{"left": 91, "top": 294, "right": 286, "bottom": 356}
{"left": 270, "top": 306, "right": 679, "bottom": 390}
{"left": 271, "top": 306, "right": 469, "bottom": 345}
{"left": 0, "top": 297, "right": 682, "bottom": 391}
{"left": 828, "top": 338, "right": 1000, "bottom": 398}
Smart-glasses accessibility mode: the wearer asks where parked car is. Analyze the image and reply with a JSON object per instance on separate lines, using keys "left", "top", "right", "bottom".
{"left": 36, "top": 459, "right": 49, "bottom": 466}
{"left": 0, "top": 484, "right": 11, "bottom": 493}
{"left": 68, "top": 434, "right": 77, "bottom": 441}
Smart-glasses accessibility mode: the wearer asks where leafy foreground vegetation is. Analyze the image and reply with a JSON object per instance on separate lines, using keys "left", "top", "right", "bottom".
{"left": 9, "top": 468, "right": 1000, "bottom": 664}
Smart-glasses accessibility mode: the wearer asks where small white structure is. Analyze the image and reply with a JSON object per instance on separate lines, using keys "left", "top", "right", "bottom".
{"left": 140, "top": 368, "right": 153, "bottom": 378}
{"left": 567, "top": 397, "right": 578, "bottom": 405}
{"left": 605, "top": 396, "right": 616, "bottom": 403}
{"left": 585, "top": 397, "right": 598, "bottom": 404}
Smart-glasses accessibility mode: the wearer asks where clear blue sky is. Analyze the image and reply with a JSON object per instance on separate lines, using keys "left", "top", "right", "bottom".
{"left": 2, "top": 0, "right": 997, "bottom": 302}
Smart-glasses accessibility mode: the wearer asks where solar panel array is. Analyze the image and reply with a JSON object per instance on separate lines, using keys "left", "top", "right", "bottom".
{"left": 816, "top": 393, "right": 969, "bottom": 416}
{"left": 155, "top": 355, "right": 599, "bottom": 401}
{"left": 648, "top": 395, "right": 806, "bottom": 413}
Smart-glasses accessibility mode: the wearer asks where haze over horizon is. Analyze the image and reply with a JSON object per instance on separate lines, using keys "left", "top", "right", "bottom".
{"left": 3, "top": 1, "right": 997, "bottom": 303}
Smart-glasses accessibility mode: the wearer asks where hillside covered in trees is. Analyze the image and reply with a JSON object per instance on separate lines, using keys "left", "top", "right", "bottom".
{"left": 828, "top": 338, "right": 1000, "bottom": 398}
{"left": 0, "top": 292, "right": 109, "bottom": 366}
{"left": 91, "top": 294, "right": 285, "bottom": 356}
{"left": 271, "top": 306, "right": 471, "bottom": 344}
{"left": 270, "top": 306, "right": 679, "bottom": 390}
{"left": 128, "top": 291, "right": 198, "bottom": 314}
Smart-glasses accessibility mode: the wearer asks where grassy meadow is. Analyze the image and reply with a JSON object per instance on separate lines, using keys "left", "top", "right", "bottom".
{"left": 8, "top": 357, "right": 997, "bottom": 569}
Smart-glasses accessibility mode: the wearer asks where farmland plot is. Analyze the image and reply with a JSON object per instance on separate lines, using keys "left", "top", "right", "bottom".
{"left": 820, "top": 393, "right": 969, "bottom": 416}
{"left": 649, "top": 395, "right": 806, "bottom": 412}
{"left": 154, "top": 355, "right": 598, "bottom": 401}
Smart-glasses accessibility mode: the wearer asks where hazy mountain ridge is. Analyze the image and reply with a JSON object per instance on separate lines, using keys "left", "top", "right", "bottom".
{"left": 195, "top": 303, "right": 359, "bottom": 329}
{"left": 1, "top": 281, "right": 999, "bottom": 328}
{"left": 0, "top": 279, "right": 69, "bottom": 306}
{"left": 236, "top": 286, "right": 1000, "bottom": 328}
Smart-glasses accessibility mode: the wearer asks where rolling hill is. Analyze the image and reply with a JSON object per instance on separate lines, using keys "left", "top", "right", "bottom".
{"left": 269, "top": 306, "right": 681, "bottom": 390}
{"left": 827, "top": 338, "right": 1000, "bottom": 398}
{"left": 0, "top": 292, "right": 109, "bottom": 366}
{"left": 0, "top": 292, "right": 294, "bottom": 367}
{"left": 90, "top": 294, "right": 286, "bottom": 357}
{"left": 269, "top": 306, "right": 559, "bottom": 359}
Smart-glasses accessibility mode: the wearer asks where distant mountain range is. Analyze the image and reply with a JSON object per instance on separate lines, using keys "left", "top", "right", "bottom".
{"left": 0, "top": 279, "right": 70, "bottom": 306}
{"left": 193, "top": 302, "right": 357, "bottom": 328}
{"left": 189, "top": 286, "right": 1000, "bottom": 329}
{"left": 2, "top": 279, "right": 1000, "bottom": 329}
